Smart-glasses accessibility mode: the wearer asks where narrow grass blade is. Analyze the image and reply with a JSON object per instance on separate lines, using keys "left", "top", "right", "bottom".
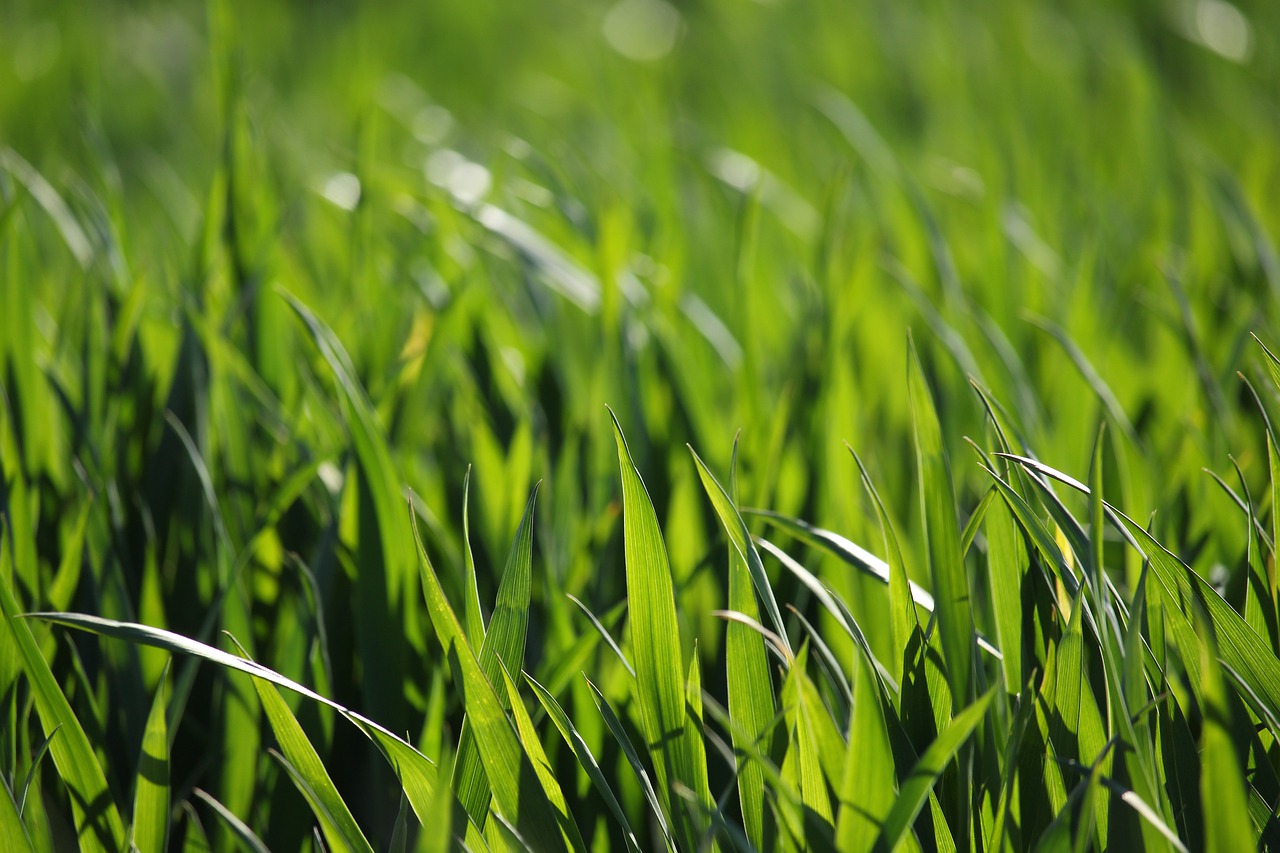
{"left": 192, "top": 789, "right": 269, "bottom": 853}
{"left": 567, "top": 593, "right": 634, "bottom": 678}
{"left": 461, "top": 466, "right": 486, "bottom": 650}
{"left": 454, "top": 484, "right": 541, "bottom": 826}
{"left": 525, "top": 673, "right": 642, "bottom": 853}
{"left": 228, "top": 639, "right": 373, "bottom": 853}
{"left": 689, "top": 446, "right": 791, "bottom": 654}
{"left": 907, "top": 335, "right": 974, "bottom": 706}
{"left": 411, "top": 507, "right": 568, "bottom": 852}
{"left": 0, "top": 582, "right": 127, "bottom": 853}
{"left": 131, "top": 662, "right": 171, "bottom": 853}
{"left": 497, "top": 664, "right": 587, "bottom": 851}
{"left": 876, "top": 687, "right": 997, "bottom": 853}
{"left": 689, "top": 448, "right": 776, "bottom": 849}
{"left": 610, "top": 411, "right": 710, "bottom": 848}
{"left": 585, "top": 677, "right": 677, "bottom": 853}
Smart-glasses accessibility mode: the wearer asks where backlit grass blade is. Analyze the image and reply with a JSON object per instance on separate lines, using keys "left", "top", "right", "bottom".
{"left": 688, "top": 448, "right": 776, "bottom": 849}
{"left": 0, "top": 776, "right": 34, "bottom": 853}
{"left": 689, "top": 446, "right": 791, "bottom": 654}
{"left": 567, "top": 593, "right": 635, "bottom": 677}
{"left": 131, "top": 662, "right": 171, "bottom": 853}
{"left": 610, "top": 411, "right": 711, "bottom": 849}
{"left": 525, "top": 673, "right": 642, "bottom": 853}
{"left": 848, "top": 443, "right": 921, "bottom": 685}
{"left": 584, "top": 677, "right": 678, "bottom": 853}
{"left": 836, "top": 649, "right": 896, "bottom": 853}
{"left": 231, "top": 641, "right": 373, "bottom": 853}
{"left": 461, "top": 466, "right": 486, "bottom": 650}
{"left": 497, "top": 664, "right": 587, "bottom": 851}
{"left": 411, "top": 506, "right": 568, "bottom": 852}
{"left": 192, "top": 789, "right": 269, "bottom": 853}
{"left": 907, "top": 335, "right": 975, "bottom": 706}
{"left": 454, "top": 483, "right": 541, "bottom": 826}
{"left": 1196, "top": 618, "right": 1255, "bottom": 853}
{"left": 876, "top": 687, "right": 997, "bottom": 853}
{"left": 19, "top": 611, "right": 484, "bottom": 848}
{"left": 0, "top": 580, "right": 126, "bottom": 853}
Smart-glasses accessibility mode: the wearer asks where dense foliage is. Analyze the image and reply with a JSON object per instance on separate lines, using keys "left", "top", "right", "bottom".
{"left": 3, "top": 0, "right": 1280, "bottom": 850}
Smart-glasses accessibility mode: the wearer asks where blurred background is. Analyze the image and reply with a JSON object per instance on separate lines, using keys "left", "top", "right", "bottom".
{"left": 1, "top": 0, "right": 1279, "bottom": 848}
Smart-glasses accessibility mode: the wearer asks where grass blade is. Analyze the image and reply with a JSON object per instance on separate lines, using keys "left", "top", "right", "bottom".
{"left": 131, "top": 662, "right": 171, "bottom": 853}
{"left": 0, "top": 580, "right": 127, "bottom": 853}
{"left": 610, "top": 411, "right": 711, "bottom": 848}
{"left": 907, "top": 334, "right": 975, "bottom": 706}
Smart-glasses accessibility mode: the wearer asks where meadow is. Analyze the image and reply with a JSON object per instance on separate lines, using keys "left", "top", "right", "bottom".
{"left": 3, "top": 0, "right": 1280, "bottom": 849}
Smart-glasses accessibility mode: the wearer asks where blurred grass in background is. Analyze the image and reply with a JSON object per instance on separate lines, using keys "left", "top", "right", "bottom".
{"left": 2, "top": 0, "right": 1279, "bottom": 849}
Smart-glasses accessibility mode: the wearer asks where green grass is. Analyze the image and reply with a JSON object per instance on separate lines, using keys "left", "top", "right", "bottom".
{"left": 3, "top": 0, "right": 1280, "bottom": 849}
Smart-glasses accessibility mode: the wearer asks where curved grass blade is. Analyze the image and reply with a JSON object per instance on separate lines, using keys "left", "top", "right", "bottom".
{"left": 0, "top": 581, "right": 127, "bottom": 853}
{"left": 131, "top": 662, "right": 171, "bottom": 853}
{"left": 20, "top": 611, "right": 487, "bottom": 849}
{"left": 610, "top": 411, "right": 710, "bottom": 848}
{"left": 497, "top": 664, "right": 587, "bottom": 851}
{"left": 192, "top": 789, "right": 269, "bottom": 853}
{"left": 454, "top": 483, "right": 541, "bottom": 827}
{"left": 567, "top": 593, "right": 634, "bottom": 678}
{"left": 689, "top": 446, "right": 791, "bottom": 654}
{"left": 225, "top": 636, "right": 373, "bottom": 853}
{"left": 16, "top": 724, "right": 59, "bottom": 818}
{"left": 461, "top": 466, "right": 485, "bottom": 650}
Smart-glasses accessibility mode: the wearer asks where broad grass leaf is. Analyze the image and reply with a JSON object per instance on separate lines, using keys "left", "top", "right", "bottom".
{"left": 836, "top": 650, "right": 896, "bottom": 853}
{"left": 0, "top": 776, "right": 34, "bottom": 853}
{"left": 1196, "top": 619, "right": 1255, "bottom": 853}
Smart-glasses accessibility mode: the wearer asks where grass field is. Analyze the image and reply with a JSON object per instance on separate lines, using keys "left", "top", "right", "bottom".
{"left": 3, "top": 0, "right": 1280, "bottom": 850}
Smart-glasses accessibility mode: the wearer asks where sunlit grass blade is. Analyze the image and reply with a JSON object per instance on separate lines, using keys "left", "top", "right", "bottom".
{"left": 411, "top": 505, "right": 568, "bottom": 852}
{"left": 0, "top": 776, "right": 34, "bottom": 853}
{"left": 610, "top": 411, "right": 710, "bottom": 848}
{"left": 461, "top": 465, "right": 486, "bottom": 650}
{"left": 525, "top": 673, "right": 643, "bottom": 853}
{"left": 0, "top": 580, "right": 126, "bottom": 853}
{"left": 876, "top": 687, "right": 996, "bottom": 853}
{"left": 496, "top": 664, "right": 587, "bottom": 851}
{"left": 131, "top": 661, "right": 171, "bottom": 853}
{"left": 226, "top": 638, "right": 373, "bottom": 853}
{"left": 567, "top": 593, "right": 634, "bottom": 678}
{"left": 584, "top": 676, "right": 678, "bottom": 853}
{"left": 19, "top": 611, "right": 483, "bottom": 847}
{"left": 836, "top": 648, "right": 896, "bottom": 853}
{"left": 454, "top": 483, "right": 541, "bottom": 826}
{"left": 688, "top": 448, "right": 776, "bottom": 849}
{"left": 1196, "top": 617, "right": 1255, "bottom": 853}
{"left": 689, "top": 446, "right": 791, "bottom": 653}
{"left": 907, "top": 334, "right": 975, "bottom": 707}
